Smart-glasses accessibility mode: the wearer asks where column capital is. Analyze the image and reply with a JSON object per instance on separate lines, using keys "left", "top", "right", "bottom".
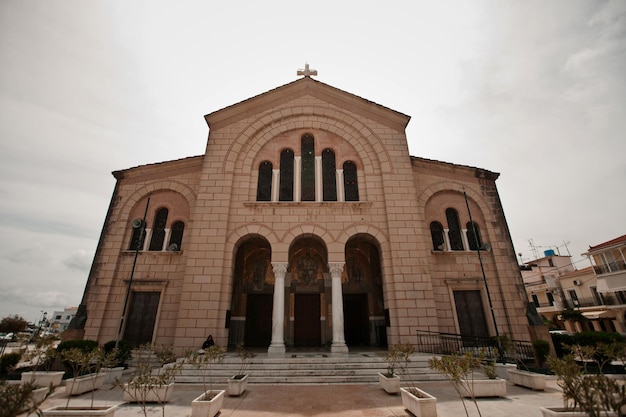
{"left": 328, "top": 262, "right": 345, "bottom": 277}
{"left": 271, "top": 262, "right": 288, "bottom": 276}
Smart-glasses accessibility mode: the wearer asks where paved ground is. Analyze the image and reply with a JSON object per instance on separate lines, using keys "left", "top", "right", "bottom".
{"left": 29, "top": 378, "right": 567, "bottom": 417}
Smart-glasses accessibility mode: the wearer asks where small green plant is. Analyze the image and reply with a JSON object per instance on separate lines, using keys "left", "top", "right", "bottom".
{"left": 117, "top": 343, "right": 183, "bottom": 417}
{"left": 103, "top": 340, "right": 132, "bottom": 368}
{"left": 429, "top": 350, "right": 485, "bottom": 417}
{"left": 381, "top": 345, "right": 403, "bottom": 377}
{"left": 234, "top": 343, "right": 254, "bottom": 378}
{"left": 548, "top": 342, "right": 626, "bottom": 417}
{"left": 0, "top": 379, "right": 51, "bottom": 417}
{"left": 187, "top": 344, "right": 225, "bottom": 400}
{"left": 61, "top": 346, "right": 117, "bottom": 409}
{"left": 23, "top": 338, "right": 57, "bottom": 372}
{"left": 532, "top": 339, "right": 550, "bottom": 368}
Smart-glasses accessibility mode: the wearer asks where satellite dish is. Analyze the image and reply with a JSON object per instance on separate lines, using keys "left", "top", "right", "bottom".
{"left": 132, "top": 219, "right": 144, "bottom": 229}
{"left": 168, "top": 243, "right": 179, "bottom": 252}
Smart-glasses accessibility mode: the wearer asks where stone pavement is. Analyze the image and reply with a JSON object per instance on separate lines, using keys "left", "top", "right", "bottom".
{"left": 30, "top": 378, "right": 567, "bottom": 417}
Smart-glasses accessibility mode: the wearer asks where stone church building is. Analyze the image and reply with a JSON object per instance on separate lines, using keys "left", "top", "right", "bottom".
{"left": 75, "top": 70, "right": 531, "bottom": 353}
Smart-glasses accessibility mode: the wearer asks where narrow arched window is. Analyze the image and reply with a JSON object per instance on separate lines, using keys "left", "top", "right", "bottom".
{"left": 129, "top": 220, "right": 146, "bottom": 251}
{"left": 430, "top": 222, "right": 445, "bottom": 251}
{"left": 322, "top": 148, "right": 337, "bottom": 201}
{"left": 279, "top": 149, "right": 294, "bottom": 201}
{"left": 301, "top": 134, "right": 315, "bottom": 201}
{"left": 168, "top": 221, "right": 184, "bottom": 251}
{"left": 149, "top": 208, "right": 168, "bottom": 251}
{"left": 343, "top": 161, "right": 359, "bottom": 201}
{"left": 256, "top": 161, "right": 272, "bottom": 201}
{"left": 466, "top": 221, "right": 482, "bottom": 251}
{"left": 446, "top": 208, "right": 463, "bottom": 251}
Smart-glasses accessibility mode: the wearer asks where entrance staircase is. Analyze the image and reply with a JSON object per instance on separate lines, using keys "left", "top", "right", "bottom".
{"left": 173, "top": 350, "right": 445, "bottom": 385}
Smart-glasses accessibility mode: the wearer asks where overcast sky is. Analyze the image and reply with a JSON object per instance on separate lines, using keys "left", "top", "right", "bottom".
{"left": 1, "top": 1, "right": 624, "bottom": 323}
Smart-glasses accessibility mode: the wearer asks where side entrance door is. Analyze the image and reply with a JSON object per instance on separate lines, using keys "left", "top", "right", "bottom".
{"left": 343, "top": 294, "right": 370, "bottom": 346}
{"left": 294, "top": 294, "right": 321, "bottom": 347}
{"left": 244, "top": 294, "right": 272, "bottom": 347}
{"left": 123, "top": 291, "right": 160, "bottom": 347}
{"left": 453, "top": 290, "right": 489, "bottom": 342}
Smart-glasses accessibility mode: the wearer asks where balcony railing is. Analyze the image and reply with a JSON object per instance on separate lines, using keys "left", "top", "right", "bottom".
{"left": 593, "top": 260, "right": 626, "bottom": 275}
{"left": 534, "top": 293, "right": 626, "bottom": 309}
{"left": 416, "top": 330, "right": 534, "bottom": 363}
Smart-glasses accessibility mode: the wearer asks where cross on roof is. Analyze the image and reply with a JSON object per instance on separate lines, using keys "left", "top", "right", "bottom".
{"left": 297, "top": 63, "right": 318, "bottom": 77}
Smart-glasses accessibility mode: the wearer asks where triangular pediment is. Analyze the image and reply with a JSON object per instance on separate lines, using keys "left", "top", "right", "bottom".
{"left": 204, "top": 77, "right": 411, "bottom": 131}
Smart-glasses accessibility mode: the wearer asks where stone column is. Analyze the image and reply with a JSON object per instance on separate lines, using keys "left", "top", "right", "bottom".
{"left": 329, "top": 262, "right": 348, "bottom": 353}
{"left": 268, "top": 262, "right": 288, "bottom": 354}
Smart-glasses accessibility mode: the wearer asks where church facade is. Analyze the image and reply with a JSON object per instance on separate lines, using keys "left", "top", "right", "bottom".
{"left": 77, "top": 73, "right": 531, "bottom": 353}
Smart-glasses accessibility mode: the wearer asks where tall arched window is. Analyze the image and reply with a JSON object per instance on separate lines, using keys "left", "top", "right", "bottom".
{"left": 445, "top": 208, "right": 463, "bottom": 251}
{"left": 256, "top": 160, "right": 272, "bottom": 201}
{"left": 466, "top": 221, "right": 482, "bottom": 251}
{"left": 343, "top": 161, "right": 359, "bottom": 201}
{"left": 129, "top": 220, "right": 146, "bottom": 251}
{"left": 322, "top": 148, "right": 337, "bottom": 201}
{"left": 149, "top": 208, "right": 168, "bottom": 251}
{"left": 430, "top": 222, "right": 445, "bottom": 251}
{"left": 279, "top": 149, "right": 294, "bottom": 201}
{"left": 301, "top": 134, "right": 315, "bottom": 201}
{"left": 169, "top": 221, "right": 184, "bottom": 251}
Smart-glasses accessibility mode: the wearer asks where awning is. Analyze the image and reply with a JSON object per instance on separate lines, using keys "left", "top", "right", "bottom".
{"left": 581, "top": 310, "right": 615, "bottom": 320}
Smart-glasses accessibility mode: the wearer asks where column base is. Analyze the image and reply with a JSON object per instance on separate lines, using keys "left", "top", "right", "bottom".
{"left": 330, "top": 342, "right": 349, "bottom": 354}
{"left": 267, "top": 343, "right": 286, "bottom": 355}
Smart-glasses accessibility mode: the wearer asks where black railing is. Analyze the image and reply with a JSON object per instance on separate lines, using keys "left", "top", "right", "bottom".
{"left": 416, "top": 330, "right": 534, "bottom": 363}
{"left": 593, "top": 261, "right": 626, "bottom": 275}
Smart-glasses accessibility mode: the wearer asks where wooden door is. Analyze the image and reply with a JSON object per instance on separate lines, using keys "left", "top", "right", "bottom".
{"left": 123, "top": 291, "right": 160, "bottom": 347}
{"left": 453, "top": 290, "right": 489, "bottom": 342}
{"left": 294, "top": 294, "right": 321, "bottom": 347}
{"left": 244, "top": 294, "right": 273, "bottom": 347}
{"left": 343, "top": 294, "right": 370, "bottom": 346}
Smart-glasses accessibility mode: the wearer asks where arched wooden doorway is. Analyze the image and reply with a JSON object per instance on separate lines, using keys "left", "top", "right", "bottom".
{"left": 228, "top": 236, "right": 273, "bottom": 348}
{"left": 288, "top": 236, "right": 328, "bottom": 348}
{"left": 344, "top": 235, "right": 386, "bottom": 347}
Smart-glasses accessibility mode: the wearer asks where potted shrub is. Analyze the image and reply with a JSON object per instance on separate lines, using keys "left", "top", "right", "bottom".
{"left": 540, "top": 343, "right": 626, "bottom": 417}
{"left": 227, "top": 343, "right": 255, "bottom": 396}
{"left": 378, "top": 344, "right": 402, "bottom": 394}
{"left": 0, "top": 379, "right": 53, "bottom": 417}
{"left": 43, "top": 346, "right": 120, "bottom": 416}
{"left": 429, "top": 349, "right": 506, "bottom": 417}
{"left": 187, "top": 344, "right": 226, "bottom": 417}
{"left": 507, "top": 339, "right": 549, "bottom": 391}
{"left": 20, "top": 338, "right": 64, "bottom": 388}
{"left": 102, "top": 340, "right": 132, "bottom": 384}
{"left": 394, "top": 343, "right": 437, "bottom": 417}
{"left": 119, "top": 343, "right": 182, "bottom": 417}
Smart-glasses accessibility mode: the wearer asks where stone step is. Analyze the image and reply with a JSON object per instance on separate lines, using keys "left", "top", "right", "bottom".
{"left": 171, "top": 352, "right": 445, "bottom": 384}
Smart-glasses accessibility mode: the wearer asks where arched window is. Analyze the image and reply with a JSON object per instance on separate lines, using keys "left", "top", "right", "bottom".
{"left": 445, "top": 208, "right": 463, "bottom": 251}
{"left": 279, "top": 149, "right": 294, "bottom": 201}
{"left": 256, "top": 160, "right": 272, "bottom": 201}
{"left": 343, "top": 161, "right": 359, "bottom": 201}
{"left": 149, "top": 208, "right": 168, "bottom": 251}
{"left": 466, "top": 221, "right": 482, "bottom": 251}
{"left": 129, "top": 220, "right": 146, "bottom": 251}
{"left": 430, "top": 222, "right": 445, "bottom": 251}
{"left": 169, "top": 221, "right": 184, "bottom": 251}
{"left": 301, "top": 134, "right": 315, "bottom": 201}
{"left": 322, "top": 148, "right": 337, "bottom": 201}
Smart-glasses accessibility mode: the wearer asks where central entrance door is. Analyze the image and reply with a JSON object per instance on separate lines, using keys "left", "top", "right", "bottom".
{"left": 294, "top": 294, "right": 321, "bottom": 347}
{"left": 244, "top": 294, "right": 272, "bottom": 347}
{"left": 343, "top": 293, "right": 370, "bottom": 346}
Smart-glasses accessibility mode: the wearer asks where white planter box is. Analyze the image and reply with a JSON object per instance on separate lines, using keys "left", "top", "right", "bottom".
{"left": 227, "top": 374, "right": 249, "bottom": 396}
{"left": 104, "top": 367, "right": 124, "bottom": 384}
{"left": 191, "top": 389, "right": 225, "bottom": 417}
{"left": 400, "top": 387, "right": 437, "bottom": 417}
{"left": 459, "top": 377, "right": 507, "bottom": 397}
{"left": 42, "top": 404, "right": 119, "bottom": 417}
{"left": 508, "top": 369, "right": 547, "bottom": 391}
{"left": 65, "top": 373, "right": 106, "bottom": 396}
{"left": 21, "top": 371, "right": 65, "bottom": 388}
{"left": 539, "top": 407, "right": 617, "bottom": 417}
{"left": 122, "top": 382, "right": 174, "bottom": 403}
{"left": 378, "top": 372, "right": 400, "bottom": 394}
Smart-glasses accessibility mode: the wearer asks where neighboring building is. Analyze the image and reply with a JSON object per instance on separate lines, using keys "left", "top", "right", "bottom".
{"left": 51, "top": 307, "right": 78, "bottom": 332}
{"left": 74, "top": 72, "right": 531, "bottom": 354}
{"left": 521, "top": 236, "right": 626, "bottom": 334}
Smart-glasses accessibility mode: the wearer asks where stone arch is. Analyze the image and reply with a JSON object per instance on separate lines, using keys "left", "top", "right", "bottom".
{"left": 279, "top": 223, "right": 336, "bottom": 262}
{"left": 224, "top": 106, "right": 392, "bottom": 176}
{"left": 225, "top": 224, "right": 282, "bottom": 275}
{"left": 418, "top": 181, "right": 494, "bottom": 223}
{"left": 119, "top": 180, "right": 196, "bottom": 222}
